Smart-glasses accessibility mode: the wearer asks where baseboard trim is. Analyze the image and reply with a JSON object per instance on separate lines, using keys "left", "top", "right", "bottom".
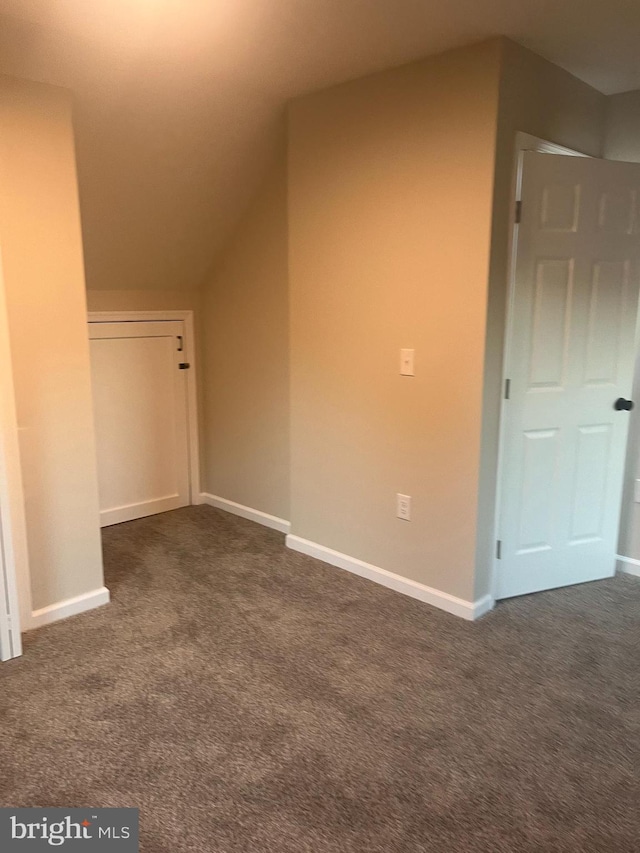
{"left": 286, "top": 535, "right": 494, "bottom": 621}
{"left": 616, "top": 554, "right": 640, "bottom": 578}
{"left": 200, "top": 493, "right": 291, "bottom": 534}
{"left": 28, "top": 587, "right": 110, "bottom": 631}
{"left": 100, "top": 496, "right": 186, "bottom": 528}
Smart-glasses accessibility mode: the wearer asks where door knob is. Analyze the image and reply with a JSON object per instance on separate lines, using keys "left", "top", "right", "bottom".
{"left": 614, "top": 398, "right": 634, "bottom": 411}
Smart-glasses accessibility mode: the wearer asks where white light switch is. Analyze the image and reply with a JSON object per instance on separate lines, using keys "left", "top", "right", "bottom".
{"left": 400, "top": 348, "right": 415, "bottom": 376}
{"left": 635, "top": 479, "right": 640, "bottom": 503}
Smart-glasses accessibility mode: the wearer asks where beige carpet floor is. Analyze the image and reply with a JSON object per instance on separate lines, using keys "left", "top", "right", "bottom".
{"left": 1, "top": 505, "right": 638, "bottom": 852}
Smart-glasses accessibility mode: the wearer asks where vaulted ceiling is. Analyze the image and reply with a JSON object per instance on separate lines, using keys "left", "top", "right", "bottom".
{"left": 0, "top": 0, "right": 639, "bottom": 291}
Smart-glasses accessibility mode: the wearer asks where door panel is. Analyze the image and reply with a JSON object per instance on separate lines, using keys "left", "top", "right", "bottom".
{"left": 585, "top": 261, "right": 627, "bottom": 382}
{"left": 497, "top": 152, "right": 640, "bottom": 599}
{"left": 569, "top": 424, "right": 610, "bottom": 541}
{"left": 597, "top": 187, "right": 636, "bottom": 233}
{"left": 540, "top": 181, "right": 580, "bottom": 231}
{"left": 89, "top": 321, "right": 190, "bottom": 526}
{"left": 529, "top": 259, "right": 572, "bottom": 387}
{"left": 517, "top": 428, "right": 558, "bottom": 554}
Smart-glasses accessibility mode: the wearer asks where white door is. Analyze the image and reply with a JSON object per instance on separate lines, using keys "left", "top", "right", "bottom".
{"left": 497, "top": 152, "right": 640, "bottom": 599}
{"left": 89, "top": 321, "right": 191, "bottom": 526}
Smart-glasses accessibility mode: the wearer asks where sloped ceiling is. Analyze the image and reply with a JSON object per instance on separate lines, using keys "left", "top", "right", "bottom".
{"left": 0, "top": 0, "right": 639, "bottom": 291}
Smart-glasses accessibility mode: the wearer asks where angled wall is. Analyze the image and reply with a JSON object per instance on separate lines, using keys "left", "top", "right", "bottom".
{"left": 201, "top": 140, "right": 290, "bottom": 521}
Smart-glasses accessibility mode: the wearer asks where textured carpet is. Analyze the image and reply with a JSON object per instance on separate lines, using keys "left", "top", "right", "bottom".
{"left": 1, "top": 506, "right": 638, "bottom": 852}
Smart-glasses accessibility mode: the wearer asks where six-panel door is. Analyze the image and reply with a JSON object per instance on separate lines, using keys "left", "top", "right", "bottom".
{"left": 497, "top": 152, "right": 640, "bottom": 599}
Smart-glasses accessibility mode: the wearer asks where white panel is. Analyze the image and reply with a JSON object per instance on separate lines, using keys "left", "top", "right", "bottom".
{"left": 598, "top": 188, "right": 636, "bottom": 235}
{"left": 90, "top": 325, "right": 190, "bottom": 526}
{"left": 517, "top": 429, "right": 558, "bottom": 553}
{"left": 528, "top": 259, "right": 573, "bottom": 389}
{"left": 570, "top": 425, "right": 611, "bottom": 542}
{"left": 585, "top": 261, "right": 627, "bottom": 384}
{"left": 540, "top": 183, "right": 580, "bottom": 232}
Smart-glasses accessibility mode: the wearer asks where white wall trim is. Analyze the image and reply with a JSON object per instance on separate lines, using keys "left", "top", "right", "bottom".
{"left": 616, "top": 554, "right": 640, "bottom": 578}
{"left": 287, "top": 535, "right": 494, "bottom": 621}
{"left": 100, "top": 496, "right": 187, "bottom": 528}
{"left": 199, "top": 495, "right": 494, "bottom": 619}
{"left": 200, "top": 492, "right": 290, "bottom": 534}
{"left": 88, "top": 311, "right": 201, "bottom": 507}
{"left": 514, "top": 131, "right": 590, "bottom": 158}
{"left": 27, "top": 586, "right": 110, "bottom": 631}
{"left": 0, "top": 249, "right": 30, "bottom": 659}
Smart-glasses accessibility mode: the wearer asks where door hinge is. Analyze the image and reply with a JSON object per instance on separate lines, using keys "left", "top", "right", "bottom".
{"left": 504, "top": 378, "right": 511, "bottom": 400}
{"left": 177, "top": 335, "right": 183, "bottom": 352}
{"left": 496, "top": 540, "right": 502, "bottom": 560}
{"left": 178, "top": 363, "right": 190, "bottom": 370}
{"left": 515, "top": 200, "right": 522, "bottom": 224}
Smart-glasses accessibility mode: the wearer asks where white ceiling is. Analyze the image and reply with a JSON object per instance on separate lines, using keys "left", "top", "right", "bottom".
{"left": 0, "top": 0, "right": 638, "bottom": 290}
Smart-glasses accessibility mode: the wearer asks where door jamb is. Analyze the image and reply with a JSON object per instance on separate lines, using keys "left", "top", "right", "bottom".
{"left": 87, "top": 311, "right": 201, "bottom": 507}
{"left": 0, "top": 259, "right": 30, "bottom": 659}
{"left": 490, "top": 133, "right": 589, "bottom": 602}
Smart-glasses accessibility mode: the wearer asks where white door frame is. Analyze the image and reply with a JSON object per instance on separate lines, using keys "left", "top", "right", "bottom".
{"left": 87, "top": 311, "right": 201, "bottom": 507}
{"left": 0, "top": 256, "right": 30, "bottom": 659}
{"left": 490, "top": 133, "right": 590, "bottom": 601}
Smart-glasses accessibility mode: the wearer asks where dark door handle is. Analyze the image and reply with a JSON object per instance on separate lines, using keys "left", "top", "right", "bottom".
{"left": 614, "top": 398, "right": 634, "bottom": 411}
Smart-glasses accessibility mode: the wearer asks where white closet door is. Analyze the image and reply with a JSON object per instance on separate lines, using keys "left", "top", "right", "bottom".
{"left": 89, "top": 321, "right": 191, "bottom": 527}
{"left": 497, "top": 152, "right": 640, "bottom": 599}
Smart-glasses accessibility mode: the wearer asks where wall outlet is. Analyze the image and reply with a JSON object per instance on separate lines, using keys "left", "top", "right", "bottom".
{"left": 396, "top": 493, "right": 411, "bottom": 521}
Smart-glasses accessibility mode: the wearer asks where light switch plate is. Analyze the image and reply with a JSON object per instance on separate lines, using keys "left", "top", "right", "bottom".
{"left": 634, "top": 479, "right": 640, "bottom": 503}
{"left": 400, "top": 349, "right": 415, "bottom": 376}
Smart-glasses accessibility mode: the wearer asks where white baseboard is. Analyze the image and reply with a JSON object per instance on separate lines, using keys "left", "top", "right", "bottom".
{"left": 100, "top": 496, "right": 186, "bottom": 527}
{"left": 616, "top": 554, "right": 640, "bottom": 578}
{"left": 200, "top": 493, "right": 291, "bottom": 534}
{"left": 286, "top": 534, "right": 494, "bottom": 621}
{"left": 28, "top": 586, "right": 110, "bottom": 631}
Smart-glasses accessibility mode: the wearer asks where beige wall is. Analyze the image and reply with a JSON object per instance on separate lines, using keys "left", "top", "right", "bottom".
{"left": 288, "top": 41, "right": 502, "bottom": 602}
{"left": 201, "top": 142, "right": 290, "bottom": 520}
{"left": 475, "top": 40, "right": 607, "bottom": 597}
{"left": 86, "top": 289, "right": 201, "bottom": 314}
{"left": 603, "top": 90, "right": 640, "bottom": 560}
{"left": 0, "top": 44, "right": 626, "bottom": 625}
{"left": 0, "top": 76, "right": 104, "bottom": 613}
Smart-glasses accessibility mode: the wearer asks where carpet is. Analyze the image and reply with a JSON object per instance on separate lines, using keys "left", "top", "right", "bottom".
{"left": 1, "top": 505, "right": 638, "bottom": 852}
